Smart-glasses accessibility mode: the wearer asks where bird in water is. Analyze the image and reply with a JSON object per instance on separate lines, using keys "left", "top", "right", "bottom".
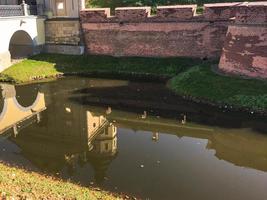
{"left": 181, "top": 114, "right": 187, "bottom": 124}
{"left": 106, "top": 106, "right": 112, "bottom": 115}
{"left": 141, "top": 111, "right": 147, "bottom": 119}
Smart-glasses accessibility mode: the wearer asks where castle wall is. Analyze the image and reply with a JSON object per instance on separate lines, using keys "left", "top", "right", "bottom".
{"left": 80, "top": 2, "right": 267, "bottom": 79}
{"left": 44, "top": 18, "right": 84, "bottom": 55}
{"left": 219, "top": 2, "right": 267, "bottom": 79}
{"left": 80, "top": 5, "right": 233, "bottom": 58}
{"left": 45, "top": 19, "right": 81, "bottom": 45}
{"left": 81, "top": 21, "right": 229, "bottom": 58}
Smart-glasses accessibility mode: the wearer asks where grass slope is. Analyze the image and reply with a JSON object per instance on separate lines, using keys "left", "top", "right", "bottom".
{"left": 169, "top": 65, "right": 267, "bottom": 111}
{"left": 0, "top": 54, "right": 200, "bottom": 83}
{"left": 0, "top": 162, "right": 120, "bottom": 200}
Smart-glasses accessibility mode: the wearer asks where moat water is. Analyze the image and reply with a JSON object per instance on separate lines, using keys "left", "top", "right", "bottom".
{"left": 0, "top": 77, "right": 267, "bottom": 200}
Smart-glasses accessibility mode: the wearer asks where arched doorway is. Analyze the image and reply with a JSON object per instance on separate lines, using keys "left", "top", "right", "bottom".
{"left": 9, "top": 30, "right": 34, "bottom": 60}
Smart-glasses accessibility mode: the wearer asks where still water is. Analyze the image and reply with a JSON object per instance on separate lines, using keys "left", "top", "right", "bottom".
{"left": 0, "top": 77, "right": 267, "bottom": 200}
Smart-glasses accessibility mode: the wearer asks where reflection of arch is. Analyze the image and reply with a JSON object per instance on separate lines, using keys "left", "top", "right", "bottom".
{"left": 0, "top": 99, "right": 9, "bottom": 121}
{"left": 9, "top": 30, "right": 34, "bottom": 59}
{"left": 15, "top": 86, "right": 39, "bottom": 107}
{"left": 0, "top": 84, "right": 46, "bottom": 135}
{"left": 13, "top": 92, "right": 44, "bottom": 112}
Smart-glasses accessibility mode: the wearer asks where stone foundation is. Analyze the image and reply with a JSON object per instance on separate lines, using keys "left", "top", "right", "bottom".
{"left": 44, "top": 44, "right": 84, "bottom": 55}
{"left": 45, "top": 19, "right": 82, "bottom": 46}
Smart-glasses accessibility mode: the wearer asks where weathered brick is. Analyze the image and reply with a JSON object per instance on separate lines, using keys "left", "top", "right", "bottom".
{"left": 204, "top": 2, "right": 242, "bottom": 20}
{"left": 115, "top": 7, "right": 151, "bottom": 22}
{"left": 219, "top": 25, "right": 267, "bottom": 79}
{"left": 156, "top": 5, "right": 196, "bottom": 20}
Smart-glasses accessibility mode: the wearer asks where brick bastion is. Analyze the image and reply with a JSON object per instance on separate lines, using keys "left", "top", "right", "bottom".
{"left": 79, "top": 2, "right": 267, "bottom": 79}
{"left": 219, "top": 2, "right": 267, "bottom": 79}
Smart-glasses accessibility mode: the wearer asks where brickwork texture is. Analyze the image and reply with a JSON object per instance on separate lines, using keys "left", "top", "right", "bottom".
{"left": 79, "top": 1, "right": 267, "bottom": 79}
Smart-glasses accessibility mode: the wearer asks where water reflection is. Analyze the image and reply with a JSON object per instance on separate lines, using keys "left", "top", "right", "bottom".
{"left": 0, "top": 84, "right": 46, "bottom": 136}
{"left": 0, "top": 78, "right": 267, "bottom": 199}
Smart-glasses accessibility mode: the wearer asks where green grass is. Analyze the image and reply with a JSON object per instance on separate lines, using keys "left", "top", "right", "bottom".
{"left": 169, "top": 64, "right": 267, "bottom": 111}
{"left": 0, "top": 53, "right": 201, "bottom": 83}
{"left": 0, "top": 162, "right": 120, "bottom": 200}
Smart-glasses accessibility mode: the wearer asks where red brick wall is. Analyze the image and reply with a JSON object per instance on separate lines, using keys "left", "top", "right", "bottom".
{"left": 80, "top": 2, "right": 267, "bottom": 79}
{"left": 219, "top": 25, "right": 267, "bottom": 79}
{"left": 80, "top": 5, "right": 231, "bottom": 58}
{"left": 81, "top": 21, "right": 229, "bottom": 58}
{"left": 219, "top": 2, "right": 267, "bottom": 79}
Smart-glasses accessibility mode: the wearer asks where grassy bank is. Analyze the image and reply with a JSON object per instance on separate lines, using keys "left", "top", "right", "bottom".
{"left": 0, "top": 162, "right": 120, "bottom": 200}
{"left": 0, "top": 54, "right": 200, "bottom": 83}
{"left": 0, "top": 53, "right": 267, "bottom": 112}
{"left": 169, "top": 65, "right": 267, "bottom": 111}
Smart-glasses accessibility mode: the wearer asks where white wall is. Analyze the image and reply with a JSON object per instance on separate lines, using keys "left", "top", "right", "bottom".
{"left": 0, "top": 16, "right": 45, "bottom": 53}
{"left": 0, "top": 16, "right": 45, "bottom": 71}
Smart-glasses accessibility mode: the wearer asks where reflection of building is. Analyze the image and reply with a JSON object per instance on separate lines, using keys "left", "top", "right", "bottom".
{"left": 152, "top": 132, "right": 159, "bottom": 141}
{"left": 87, "top": 111, "right": 117, "bottom": 155}
{"left": 0, "top": 84, "right": 46, "bottom": 136}
{"left": 5, "top": 82, "right": 118, "bottom": 181}
{"left": 93, "top": 124, "right": 117, "bottom": 155}
{"left": 87, "top": 111, "right": 107, "bottom": 140}
{"left": 87, "top": 111, "right": 118, "bottom": 183}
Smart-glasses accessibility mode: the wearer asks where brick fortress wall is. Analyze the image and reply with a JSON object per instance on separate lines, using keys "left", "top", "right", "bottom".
{"left": 219, "top": 2, "right": 267, "bottom": 79}
{"left": 80, "top": 3, "right": 243, "bottom": 58}
{"left": 80, "top": 2, "right": 267, "bottom": 78}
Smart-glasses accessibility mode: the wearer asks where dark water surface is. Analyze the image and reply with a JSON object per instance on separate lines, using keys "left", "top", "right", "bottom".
{"left": 0, "top": 77, "right": 267, "bottom": 200}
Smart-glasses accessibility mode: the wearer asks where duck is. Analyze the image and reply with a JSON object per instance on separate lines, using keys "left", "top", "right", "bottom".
{"left": 152, "top": 132, "right": 159, "bottom": 141}
{"left": 181, "top": 114, "right": 187, "bottom": 124}
{"left": 141, "top": 111, "right": 147, "bottom": 119}
{"left": 65, "top": 107, "right": 71, "bottom": 113}
{"left": 106, "top": 106, "right": 112, "bottom": 115}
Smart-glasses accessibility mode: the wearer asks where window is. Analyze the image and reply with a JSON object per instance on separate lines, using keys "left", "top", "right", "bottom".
{"left": 105, "top": 143, "right": 109, "bottom": 151}
{"left": 55, "top": 0, "right": 66, "bottom": 16}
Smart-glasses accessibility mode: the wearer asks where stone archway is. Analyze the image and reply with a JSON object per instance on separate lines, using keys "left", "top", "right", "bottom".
{"left": 9, "top": 30, "right": 34, "bottom": 60}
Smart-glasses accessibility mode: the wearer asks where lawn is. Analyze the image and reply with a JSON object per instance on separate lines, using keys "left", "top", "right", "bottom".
{"left": 0, "top": 162, "right": 121, "bottom": 200}
{"left": 0, "top": 53, "right": 200, "bottom": 83}
{"left": 169, "top": 64, "right": 267, "bottom": 111}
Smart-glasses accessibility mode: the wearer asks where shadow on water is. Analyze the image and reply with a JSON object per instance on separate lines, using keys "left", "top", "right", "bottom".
{"left": 0, "top": 77, "right": 267, "bottom": 199}
{"left": 69, "top": 79, "right": 267, "bottom": 133}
